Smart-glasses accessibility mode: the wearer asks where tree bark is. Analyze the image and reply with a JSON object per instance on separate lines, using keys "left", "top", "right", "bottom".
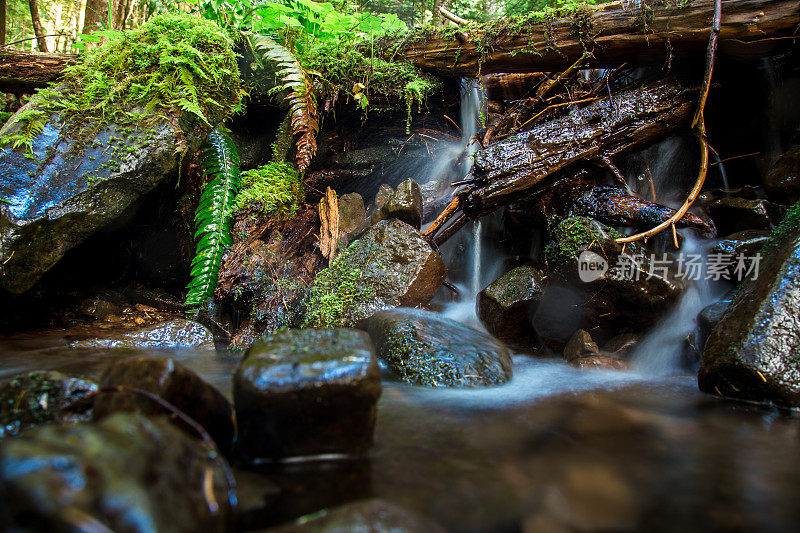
{"left": 403, "top": 0, "right": 800, "bottom": 76}
{"left": 462, "top": 79, "right": 695, "bottom": 217}
{"left": 82, "top": 0, "right": 108, "bottom": 33}
{"left": 0, "top": 49, "right": 77, "bottom": 93}
{"left": 28, "top": 0, "right": 48, "bottom": 52}
{"left": 1, "top": 0, "right": 6, "bottom": 46}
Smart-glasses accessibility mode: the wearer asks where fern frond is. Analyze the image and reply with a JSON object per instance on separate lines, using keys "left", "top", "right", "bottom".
{"left": 246, "top": 33, "right": 319, "bottom": 170}
{"left": 184, "top": 127, "right": 241, "bottom": 311}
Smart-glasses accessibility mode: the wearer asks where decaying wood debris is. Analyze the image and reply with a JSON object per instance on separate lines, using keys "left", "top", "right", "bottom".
{"left": 426, "top": 78, "right": 696, "bottom": 244}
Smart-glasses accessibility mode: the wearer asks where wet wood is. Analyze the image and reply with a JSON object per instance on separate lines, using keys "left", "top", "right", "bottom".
{"left": 318, "top": 187, "right": 340, "bottom": 263}
{"left": 404, "top": 0, "right": 800, "bottom": 76}
{"left": 0, "top": 49, "right": 76, "bottom": 93}
{"left": 462, "top": 79, "right": 695, "bottom": 217}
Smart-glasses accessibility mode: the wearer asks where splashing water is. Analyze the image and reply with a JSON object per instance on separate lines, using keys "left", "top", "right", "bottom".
{"left": 630, "top": 233, "right": 728, "bottom": 375}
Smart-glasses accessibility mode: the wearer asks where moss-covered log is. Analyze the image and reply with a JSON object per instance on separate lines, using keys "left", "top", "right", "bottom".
{"left": 0, "top": 50, "right": 76, "bottom": 93}
{"left": 403, "top": 0, "right": 800, "bottom": 76}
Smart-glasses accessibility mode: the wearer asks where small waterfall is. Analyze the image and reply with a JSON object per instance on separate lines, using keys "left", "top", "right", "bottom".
{"left": 630, "top": 235, "right": 727, "bottom": 375}
{"left": 470, "top": 220, "right": 483, "bottom": 296}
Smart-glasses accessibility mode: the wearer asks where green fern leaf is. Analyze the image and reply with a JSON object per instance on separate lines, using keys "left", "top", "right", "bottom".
{"left": 246, "top": 33, "right": 319, "bottom": 170}
{"left": 184, "top": 127, "right": 241, "bottom": 311}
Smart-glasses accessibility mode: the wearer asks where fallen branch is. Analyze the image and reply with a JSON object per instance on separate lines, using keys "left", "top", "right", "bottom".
{"left": 439, "top": 6, "right": 469, "bottom": 26}
{"left": 616, "top": 0, "right": 722, "bottom": 244}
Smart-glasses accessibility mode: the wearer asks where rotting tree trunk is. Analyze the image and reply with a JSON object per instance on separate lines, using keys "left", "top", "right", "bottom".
{"left": 463, "top": 78, "right": 695, "bottom": 217}
{"left": 404, "top": 0, "right": 800, "bottom": 76}
{"left": 0, "top": 49, "right": 76, "bottom": 93}
{"left": 1, "top": 0, "right": 7, "bottom": 47}
{"left": 28, "top": 0, "right": 48, "bottom": 52}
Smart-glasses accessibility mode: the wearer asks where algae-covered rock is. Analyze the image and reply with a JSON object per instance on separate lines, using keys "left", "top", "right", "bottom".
{"left": 338, "top": 192, "right": 366, "bottom": 235}
{"left": 0, "top": 413, "right": 231, "bottom": 531}
{"left": 0, "top": 14, "right": 240, "bottom": 294}
{"left": 365, "top": 308, "right": 513, "bottom": 387}
{"left": 70, "top": 319, "right": 214, "bottom": 349}
{"left": 477, "top": 265, "right": 544, "bottom": 348}
{"left": 0, "top": 371, "right": 97, "bottom": 438}
{"left": 540, "top": 216, "right": 683, "bottom": 344}
{"left": 234, "top": 328, "right": 381, "bottom": 459}
{"left": 94, "top": 357, "right": 234, "bottom": 454}
{"left": 699, "top": 202, "right": 800, "bottom": 406}
{"left": 303, "top": 219, "right": 446, "bottom": 327}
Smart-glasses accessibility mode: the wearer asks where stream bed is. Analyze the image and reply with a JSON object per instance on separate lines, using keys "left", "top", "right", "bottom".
{"left": 3, "top": 331, "right": 799, "bottom": 532}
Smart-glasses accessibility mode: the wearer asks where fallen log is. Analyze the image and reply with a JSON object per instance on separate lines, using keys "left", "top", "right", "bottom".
{"left": 0, "top": 49, "right": 76, "bottom": 93}
{"left": 463, "top": 78, "right": 695, "bottom": 215}
{"left": 402, "top": 0, "right": 800, "bottom": 77}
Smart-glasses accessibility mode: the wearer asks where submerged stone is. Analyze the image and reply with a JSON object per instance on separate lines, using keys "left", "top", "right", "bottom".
{"left": 477, "top": 265, "right": 544, "bottom": 348}
{"left": 234, "top": 328, "right": 381, "bottom": 459}
{"left": 70, "top": 318, "right": 214, "bottom": 349}
{"left": 0, "top": 413, "right": 231, "bottom": 531}
{"left": 365, "top": 308, "right": 513, "bottom": 388}
{"left": 269, "top": 499, "right": 447, "bottom": 533}
{"left": 700, "top": 203, "right": 800, "bottom": 406}
{"left": 0, "top": 371, "right": 97, "bottom": 438}
{"left": 94, "top": 357, "right": 234, "bottom": 454}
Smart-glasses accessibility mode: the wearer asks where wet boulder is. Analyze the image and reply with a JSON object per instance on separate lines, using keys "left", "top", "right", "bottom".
{"left": 94, "top": 357, "right": 234, "bottom": 454}
{"left": 372, "top": 179, "right": 424, "bottom": 230}
{"left": 0, "top": 371, "right": 97, "bottom": 438}
{"left": 707, "top": 198, "right": 773, "bottom": 236}
{"left": 709, "top": 230, "right": 771, "bottom": 282}
{"left": 563, "top": 330, "right": 600, "bottom": 363}
{"left": 70, "top": 318, "right": 214, "bottom": 349}
{"left": 602, "top": 333, "right": 639, "bottom": 358}
{"left": 364, "top": 308, "right": 513, "bottom": 387}
{"left": 303, "top": 219, "right": 447, "bottom": 327}
{"left": 269, "top": 499, "right": 447, "bottom": 533}
{"left": 570, "top": 355, "right": 629, "bottom": 370}
{"left": 699, "top": 204, "right": 800, "bottom": 406}
{"left": 477, "top": 265, "right": 544, "bottom": 349}
{"left": 765, "top": 143, "right": 800, "bottom": 203}
{"left": 697, "top": 291, "right": 735, "bottom": 349}
{"left": 0, "top": 114, "right": 212, "bottom": 294}
{"left": 540, "top": 216, "right": 683, "bottom": 345}
{"left": 0, "top": 413, "right": 231, "bottom": 531}
{"left": 338, "top": 192, "right": 366, "bottom": 236}
{"left": 234, "top": 328, "right": 381, "bottom": 459}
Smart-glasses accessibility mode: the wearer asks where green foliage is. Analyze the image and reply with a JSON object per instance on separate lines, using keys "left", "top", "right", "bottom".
{"left": 1, "top": 13, "right": 242, "bottom": 155}
{"left": 302, "top": 244, "right": 376, "bottom": 328}
{"left": 247, "top": 33, "right": 319, "bottom": 170}
{"left": 0, "top": 104, "right": 48, "bottom": 156}
{"left": 234, "top": 162, "right": 304, "bottom": 217}
{"left": 185, "top": 128, "right": 241, "bottom": 311}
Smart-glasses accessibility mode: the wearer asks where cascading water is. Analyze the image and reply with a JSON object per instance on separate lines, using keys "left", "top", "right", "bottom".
{"left": 630, "top": 234, "right": 728, "bottom": 375}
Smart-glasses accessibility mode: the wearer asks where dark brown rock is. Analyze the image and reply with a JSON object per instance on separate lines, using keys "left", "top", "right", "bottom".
{"left": 708, "top": 198, "right": 772, "bottom": 236}
{"left": 0, "top": 371, "right": 97, "bottom": 438}
{"left": 563, "top": 330, "right": 600, "bottom": 363}
{"left": 234, "top": 328, "right": 381, "bottom": 459}
{"left": 477, "top": 265, "right": 544, "bottom": 348}
{"left": 570, "top": 355, "right": 630, "bottom": 370}
{"left": 338, "top": 192, "right": 366, "bottom": 235}
{"left": 94, "top": 357, "right": 235, "bottom": 454}
{"left": 765, "top": 143, "right": 800, "bottom": 203}
{"left": 373, "top": 178, "right": 424, "bottom": 229}
{"left": 602, "top": 333, "right": 639, "bottom": 358}
{"left": 0, "top": 413, "right": 231, "bottom": 531}
{"left": 699, "top": 203, "right": 800, "bottom": 406}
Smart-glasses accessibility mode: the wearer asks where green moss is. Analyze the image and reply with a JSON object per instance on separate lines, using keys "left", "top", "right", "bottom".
{"left": 302, "top": 243, "right": 378, "bottom": 328}
{"left": 233, "top": 162, "right": 304, "bottom": 217}
{"left": 758, "top": 200, "right": 800, "bottom": 262}
{"left": 300, "top": 37, "right": 439, "bottom": 118}
{"left": 1, "top": 13, "right": 242, "bottom": 156}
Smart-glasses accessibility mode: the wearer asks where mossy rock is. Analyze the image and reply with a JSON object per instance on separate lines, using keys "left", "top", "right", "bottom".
{"left": 477, "top": 265, "right": 544, "bottom": 349}
{"left": 364, "top": 308, "right": 513, "bottom": 388}
{"left": 303, "top": 219, "right": 446, "bottom": 327}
